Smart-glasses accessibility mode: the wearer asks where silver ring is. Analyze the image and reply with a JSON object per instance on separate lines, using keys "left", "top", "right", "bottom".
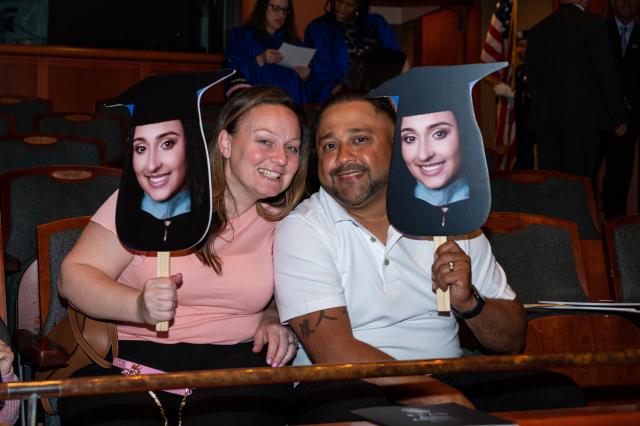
{"left": 448, "top": 261, "right": 455, "bottom": 273}
{"left": 288, "top": 339, "right": 297, "bottom": 345}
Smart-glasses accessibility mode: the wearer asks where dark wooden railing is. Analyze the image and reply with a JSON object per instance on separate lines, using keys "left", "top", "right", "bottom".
{"left": 2, "top": 349, "right": 639, "bottom": 401}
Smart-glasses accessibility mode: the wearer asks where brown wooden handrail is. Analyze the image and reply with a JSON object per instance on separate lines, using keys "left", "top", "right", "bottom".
{"left": 0, "top": 44, "right": 223, "bottom": 64}
{"left": 2, "top": 349, "right": 639, "bottom": 401}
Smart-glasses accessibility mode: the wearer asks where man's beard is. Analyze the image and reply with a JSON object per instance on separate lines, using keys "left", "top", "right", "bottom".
{"left": 323, "top": 163, "right": 388, "bottom": 208}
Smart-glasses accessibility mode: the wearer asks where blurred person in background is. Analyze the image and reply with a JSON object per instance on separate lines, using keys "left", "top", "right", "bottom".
{"left": 226, "top": 0, "right": 310, "bottom": 104}
{"left": 305, "top": 0, "right": 400, "bottom": 103}
{"left": 600, "top": 0, "right": 640, "bottom": 218}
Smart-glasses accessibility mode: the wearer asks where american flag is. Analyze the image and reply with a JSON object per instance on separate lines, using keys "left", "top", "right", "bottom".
{"left": 481, "top": 0, "right": 517, "bottom": 170}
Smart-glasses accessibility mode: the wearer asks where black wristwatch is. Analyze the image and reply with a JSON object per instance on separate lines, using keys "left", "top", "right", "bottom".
{"left": 452, "top": 285, "right": 486, "bottom": 320}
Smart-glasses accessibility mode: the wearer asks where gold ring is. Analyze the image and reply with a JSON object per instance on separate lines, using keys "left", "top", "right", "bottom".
{"left": 448, "top": 261, "right": 455, "bottom": 273}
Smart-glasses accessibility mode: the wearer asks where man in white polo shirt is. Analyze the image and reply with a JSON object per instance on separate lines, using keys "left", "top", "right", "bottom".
{"left": 274, "top": 91, "right": 585, "bottom": 424}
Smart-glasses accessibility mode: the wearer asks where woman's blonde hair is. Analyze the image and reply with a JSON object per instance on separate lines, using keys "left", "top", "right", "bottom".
{"left": 197, "top": 85, "right": 309, "bottom": 272}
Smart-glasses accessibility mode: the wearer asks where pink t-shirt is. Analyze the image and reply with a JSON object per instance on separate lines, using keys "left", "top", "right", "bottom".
{"left": 92, "top": 191, "right": 278, "bottom": 344}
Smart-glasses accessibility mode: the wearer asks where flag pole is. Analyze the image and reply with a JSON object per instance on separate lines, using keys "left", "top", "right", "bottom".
{"left": 509, "top": 0, "right": 518, "bottom": 89}
{"left": 505, "top": 0, "right": 518, "bottom": 170}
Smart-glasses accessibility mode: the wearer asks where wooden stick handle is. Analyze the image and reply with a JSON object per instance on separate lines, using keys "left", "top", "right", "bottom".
{"left": 156, "top": 251, "right": 170, "bottom": 332}
{"left": 433, "top": 236, "right": 451, "bottom": 313}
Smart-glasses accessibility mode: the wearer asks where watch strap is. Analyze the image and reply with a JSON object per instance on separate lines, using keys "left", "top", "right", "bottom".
{"left": 452, "top": 285, "right": 486, "bottom": 319}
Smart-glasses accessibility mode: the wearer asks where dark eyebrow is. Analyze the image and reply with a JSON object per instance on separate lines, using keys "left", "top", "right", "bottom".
{"left": 133, "top": 131, "right": 180, "bottom": 143}
{"left": 400, "top": 122, "right": 453, "bottom": 133}
{"left": 318, "top": 127, "right": 373, "bottom": 143}
{"left": 346, "top": 127, "right": 373, "bottom": 134}
{"left": 317, "top": 132, "right": 336, "bottom": 144}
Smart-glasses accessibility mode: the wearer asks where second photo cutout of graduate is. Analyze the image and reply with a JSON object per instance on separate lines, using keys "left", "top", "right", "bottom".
{"left": 370, "top": 63, "right": 507, "bottom": 237}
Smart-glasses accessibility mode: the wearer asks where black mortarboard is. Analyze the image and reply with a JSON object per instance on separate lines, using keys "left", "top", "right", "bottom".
{"left": 108, "top": 70, "right": 233, "bottom": 252}
{"left": 105, "top": 70, "right": 234, "bottom": 127}
{"left": 369, "top": 62, "right": 507, "bottom": 236}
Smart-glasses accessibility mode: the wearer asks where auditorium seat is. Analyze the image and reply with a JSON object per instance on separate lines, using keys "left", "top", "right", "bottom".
{"left": 0, "top": 112, "right": 15, "bottom": 136}
{"left": 605, "top": 215, "right": 640, "bottom": 301}
{"left": 0, "top": 134, "right": 106, "bottom": 174}
{"left": 490, "top": 170, "right": 612, "bottom": 300}
{"left": 1, "top": 165, "right": 121, "bottom": 331}
{"left": 0, "top": 95, "right": 52, "bottom": 134}
{"left": 483, "top": 212, "right": 590, "bottom": 303}
{"left": 14, "top": 216, "right": 92, "bottom": 425}
{"left": 483, "top": 213, "right": 640, "bottom": 390}
{"left": 34, "top": 112, "right": 127, "bottom": 167}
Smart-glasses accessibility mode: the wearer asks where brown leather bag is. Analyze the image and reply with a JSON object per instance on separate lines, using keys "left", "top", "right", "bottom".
{"left": 36, "top": 307, "right": 119, "bottom": 415}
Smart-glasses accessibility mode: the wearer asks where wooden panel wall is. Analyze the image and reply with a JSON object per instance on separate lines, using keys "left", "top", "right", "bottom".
{"left": 0, "top": 57, "right": 39, "bottom": 97}
{"left": 0, "top": 45, "right": 224, "bottom": 113}
{"left": 421, "top": 8, "right": 465, "bottom": 65}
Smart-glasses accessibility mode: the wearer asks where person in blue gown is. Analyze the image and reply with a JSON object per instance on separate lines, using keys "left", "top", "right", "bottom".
{"left": 304, "top": 0, "right": 400, "bottom": 103}
{"left": 225, "top": 0, "right": 309, "bottom": 105}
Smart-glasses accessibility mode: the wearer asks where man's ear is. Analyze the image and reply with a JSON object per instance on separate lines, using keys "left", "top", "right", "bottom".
{"left": 218, "top": 130, "right": 232, "bottom": 158}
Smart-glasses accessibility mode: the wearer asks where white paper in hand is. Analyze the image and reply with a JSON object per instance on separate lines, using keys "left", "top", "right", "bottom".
{"left": 278, "top": 42, "right": 316, "bottom": 69}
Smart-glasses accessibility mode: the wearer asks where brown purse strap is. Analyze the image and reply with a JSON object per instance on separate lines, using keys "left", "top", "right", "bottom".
{"left": 69, "top": 308, "right": 118, "bottom": 368}
{"left": 41, "top": 396, "right": 56, "bottom": 415}
{"left": 109, "top": 321, "right": 119, "bottom": 359}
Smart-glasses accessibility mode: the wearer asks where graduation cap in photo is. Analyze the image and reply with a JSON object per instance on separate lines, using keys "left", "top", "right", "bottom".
{"left": 105, "top": 70, "right": 234, "bottom": 252}
{"left": 370, "top": 62, "right": 507, "bottom": 237}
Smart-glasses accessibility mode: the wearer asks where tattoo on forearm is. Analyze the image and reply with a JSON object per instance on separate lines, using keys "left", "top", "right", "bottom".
{"left": 314, "top": 310, "right": 338, "bottom": 327}
{"left": 296, "top": 309, "right": 347, "bottom": 340}
{"left": 298, "top": 319, "right": 314, "bottom": 339}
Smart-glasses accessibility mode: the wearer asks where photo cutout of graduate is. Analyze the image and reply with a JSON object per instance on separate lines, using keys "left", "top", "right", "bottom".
{"left": 105, "top": 71, "right": 234, "bottom": 252}
{"left": 370, "top": 63, "right": 506, "bottom": 236}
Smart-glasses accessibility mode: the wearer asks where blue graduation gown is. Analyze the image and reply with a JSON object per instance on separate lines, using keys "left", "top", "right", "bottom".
{"left": 304, "top": 13, "right": 400, "bottom": 103}
{"left": 225, "top": 26, "right": 308, "bottom": 104}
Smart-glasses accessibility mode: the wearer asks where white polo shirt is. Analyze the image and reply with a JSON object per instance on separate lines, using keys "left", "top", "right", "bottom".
{"left": 274, "top": 188, "right": 516, "bottom": 365}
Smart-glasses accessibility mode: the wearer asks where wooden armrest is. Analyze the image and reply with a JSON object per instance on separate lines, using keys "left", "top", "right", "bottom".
{"left": 14, "top": 329, "right": 69, "bottom": 368}
{"left": 374, "top": 375, "right": 474, "bottom": 409}
{"left": 581, "top": 240, "right": 612, "bottom": 301}
{"left": 524, "top": 314, "right": 640, "bottom": 387}
{"left": 3, "top": 253, "right": 20, "bottom": 273}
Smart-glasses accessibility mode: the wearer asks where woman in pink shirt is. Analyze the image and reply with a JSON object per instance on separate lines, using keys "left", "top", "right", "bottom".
{"left": 58, "top": 86, "right": 309, "bottom": 425}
